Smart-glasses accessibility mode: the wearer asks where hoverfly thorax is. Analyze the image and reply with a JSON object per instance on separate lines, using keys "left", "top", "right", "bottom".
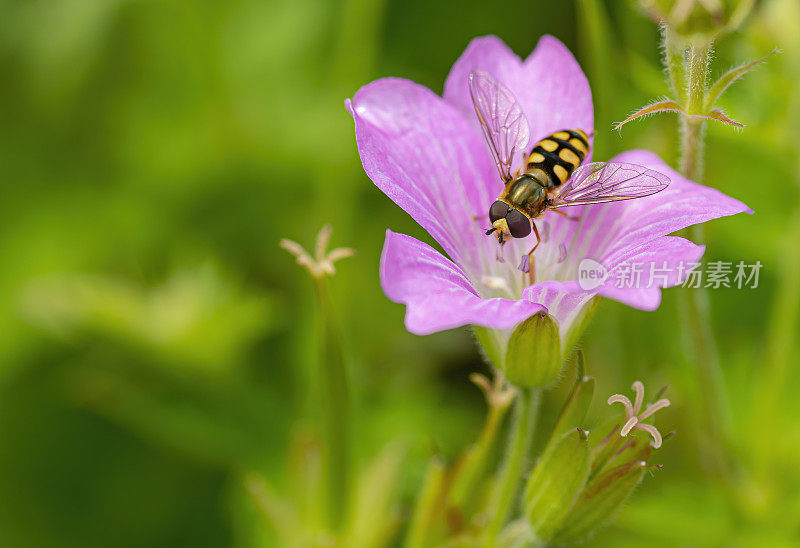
{"left": 505, "top": 174, "right": 549, "bottom": 218}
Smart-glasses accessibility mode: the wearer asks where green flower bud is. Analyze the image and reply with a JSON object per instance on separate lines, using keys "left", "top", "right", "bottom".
{"left": 523, "top": 428, "right": 591, "bottom": 541}
{"left": 640, "top": 0, "right": 754, "bottom": 42}
{"left": 504, "top": 312, "right": 561, "bottom": 388}
{"left": 552, "top": 460, "right": 653, "bottom": 544}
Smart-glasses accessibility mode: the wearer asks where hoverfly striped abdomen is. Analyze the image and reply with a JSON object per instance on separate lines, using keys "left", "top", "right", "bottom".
{"left": 525, "top": 129, "right": 591, "bottom": 189}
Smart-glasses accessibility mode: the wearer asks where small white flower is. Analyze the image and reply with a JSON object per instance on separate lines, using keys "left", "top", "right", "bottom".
{"left": 607, "top": 381, "right": 671, "bottom": 448}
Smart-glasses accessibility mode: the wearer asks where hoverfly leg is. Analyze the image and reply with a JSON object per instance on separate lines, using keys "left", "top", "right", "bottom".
{"left": 550, "top": 208, "right": 580, "bottom": 221}
{"left": 473, "top": 213, "right": 489, "bottom": 221}
{"left": 519, "top": 222, "right": 541, "bottom": 286}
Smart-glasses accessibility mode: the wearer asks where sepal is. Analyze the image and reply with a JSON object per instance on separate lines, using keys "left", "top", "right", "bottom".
{"left": 704, "top": 49, "right": 779, "bottom": 110}
{"left": 551, "top": 459, "right": 655, "bottom": 543}
{"left": 504, "top": 312, "right": 561, "bottom": 388}
{"left": 550, "top": 352, "right": 595, "bottom": 441}
{"left": 523, "top": 428, "right": 592, "bottom": 541}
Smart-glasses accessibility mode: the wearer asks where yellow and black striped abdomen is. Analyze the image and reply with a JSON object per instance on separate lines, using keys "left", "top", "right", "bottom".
{"left": 525, "top": 129, "right": 590, "bottom": 189}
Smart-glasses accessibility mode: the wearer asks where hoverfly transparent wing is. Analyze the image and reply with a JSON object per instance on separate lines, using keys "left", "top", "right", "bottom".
{"left": 469, "top": 69, "right": 530, "bottom": 183}
{"left": 550, "top": 162, "right": 669, "bottom": 207}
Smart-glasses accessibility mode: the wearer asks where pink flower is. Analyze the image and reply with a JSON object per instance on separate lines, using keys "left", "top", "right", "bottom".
{"left": 346, "top": 35, "right": 750, "bottom": 347}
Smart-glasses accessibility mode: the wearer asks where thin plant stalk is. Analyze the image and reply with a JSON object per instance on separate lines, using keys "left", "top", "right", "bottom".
{"left": 449, "top": 377, "right": 514, "bottom": 512}
{"left": 752, "top": 203, "right": 800, "bottom": 467}
{"left": 483, "top": 388, "right": 541, "bottom": 546}
{"left": 314, "top": 276, "right": 350, "bottom": 527}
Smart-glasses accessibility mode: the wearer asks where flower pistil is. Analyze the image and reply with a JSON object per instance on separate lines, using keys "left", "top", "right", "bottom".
{"left": 607, "top": 381, "right": 671, "bottom": 448}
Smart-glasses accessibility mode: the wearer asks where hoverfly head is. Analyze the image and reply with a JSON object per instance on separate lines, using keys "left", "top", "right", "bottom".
{"left": 486, "top": 200, "right": 531, "bottom": 245}
{"left": 488, "top": 201, "right": 511, "bottom": 245}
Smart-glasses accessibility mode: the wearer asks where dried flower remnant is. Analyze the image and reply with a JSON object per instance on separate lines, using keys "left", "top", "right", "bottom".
{"left": 608, "top": 381, "right": 671, "bottom": 448}
{"left": 280, "top": 223, "right": 355, "bottom": 526}
{"left": 280, "top": 224, "right": 355, "bottom": 279}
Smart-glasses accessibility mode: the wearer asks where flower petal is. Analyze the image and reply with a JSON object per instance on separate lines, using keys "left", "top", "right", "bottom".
{"left": 597, "top": 236, "right": 705, "bottom": 310}
{"left": 381, "top": 231, "right": 545, "bottom": 335}
{"left": 520, "top": 236, "right": 703, "bottom": 318}
{"left": 549, "top": 149, "right": 750, "bottom": 285}
{"left": 444, "top": 35, "right": 594, "bottom": 148}
{"left": 347, "top": 78, "right": 498, "bottom": 276}
{"left": 568, "top": 149, "right": 751, "bottom": 263}
{"left": 521, "top": 280, "right": 598, "bottom": 339}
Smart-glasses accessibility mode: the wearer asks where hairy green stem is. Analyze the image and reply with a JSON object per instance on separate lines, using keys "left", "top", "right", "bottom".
{"left": 679, "top": 117, "right": 706, "bottom": 183}
{"left": 680, "top": 40, "right": 709, "bottom": 178}
{"left": 314, "top": 277, "right": 350, "bottom": 527}
{"left": 483, "top": 388, "right": 540, "bottom": 546}
{"left": 675, "top": 39, "right": 731, "bottom": 476}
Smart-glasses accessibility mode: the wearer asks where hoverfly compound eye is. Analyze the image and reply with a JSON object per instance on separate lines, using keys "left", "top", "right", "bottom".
{"left": 506, "top": 208, "right": 531, "bottom": 238}
{"left": 489, "top": 201, "right": 509, "bottom": 223}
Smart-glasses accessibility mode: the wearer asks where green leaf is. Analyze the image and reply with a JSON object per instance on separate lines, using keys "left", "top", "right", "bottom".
{"left": 344, "top": 444, "right": 405, "bottom": 548}
{"left": 698, "top": 109, "right": 744, "bottom": 127}
{"left": 704, "top": 48, "right": 779, "bottom": 110}
{"left": 613, "top": 99, "right": 686, "bottom": 130}
{"left": 550, "top": 363, "right": 595, "bottom": 442}
{"left": 524, "top": 428, "right": 591, "bottom": 541}
{"left": 505, "top": 312, "right": 561, "bottom": 388}
{"left": 404, "top": 457, "right": 447, "bottom": 548}
{"left": 243, "top": 472, "right": 304, "bottom": 546}
{"left": 552, "top": 460, "right": 651, "bottom": 543}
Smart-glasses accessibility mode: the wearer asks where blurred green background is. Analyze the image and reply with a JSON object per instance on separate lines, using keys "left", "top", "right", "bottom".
{"left": 0, "top": 0, "right": 798, "bottom": 546}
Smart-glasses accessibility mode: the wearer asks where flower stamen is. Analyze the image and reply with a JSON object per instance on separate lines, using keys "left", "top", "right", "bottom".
{"left": 557, "top": 243, "right": 567, "bottom": 263}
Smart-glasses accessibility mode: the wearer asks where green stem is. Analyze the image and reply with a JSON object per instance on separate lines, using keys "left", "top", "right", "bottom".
{"left": 753, "top": 206, "right": 800, "bottom": 466}
{"left": 483, "top": 388, "right": 541, "bottom": 546}
{"left": 675, "top": 39, "right": 731, "bottom": 476}
{"left": 314, "top": 277, "right": 350, "bottom": 528}
{"left": 577, "top": 0, "right": 615, "bottom": 159}
{"left": 449, "top": 397, "right": 512, "bottom": 512}
{"left": 680, "top": 40, "right": 709, "bottom": 178}
{"left": 679, "top": 117, "right": 706, "bottom": 184}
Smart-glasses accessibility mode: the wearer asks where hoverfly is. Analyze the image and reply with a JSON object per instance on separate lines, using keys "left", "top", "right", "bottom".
{"left": 469, "top": 69, "right": 670, "bottom": 279}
